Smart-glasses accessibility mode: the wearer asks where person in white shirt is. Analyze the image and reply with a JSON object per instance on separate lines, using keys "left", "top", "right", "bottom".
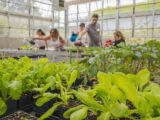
{"left": 74, "top": 23, "right": 88, "bottom": 47}
{"left": 33, "top": 28, "right": 65, "bottom": 50}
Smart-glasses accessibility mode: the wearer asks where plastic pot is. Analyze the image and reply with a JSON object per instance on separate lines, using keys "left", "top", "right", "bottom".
{"left": 0, "top": 100, "right": 18, "bottom": 118}
{"left": 18, "top": 92, "right": 33, "bottom": 112}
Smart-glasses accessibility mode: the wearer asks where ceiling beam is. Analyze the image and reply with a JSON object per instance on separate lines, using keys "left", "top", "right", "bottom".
{"left": 65, "top": 0, "right": 101, "bottom": 6}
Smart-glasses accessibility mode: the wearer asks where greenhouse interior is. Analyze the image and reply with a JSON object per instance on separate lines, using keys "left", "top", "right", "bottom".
{"left": 0, "top": 0, "right": 160, "bottom": 120}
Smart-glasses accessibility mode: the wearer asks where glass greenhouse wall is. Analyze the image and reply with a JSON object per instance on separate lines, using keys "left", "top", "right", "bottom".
{"left": 66, "top": 0, "right": 160, "bottom": 45}
{"left": 0, "top": 0, "right": 160, "bottom": 45}
{"left": 0, "top": 0, "right": 55, "bottom": 37}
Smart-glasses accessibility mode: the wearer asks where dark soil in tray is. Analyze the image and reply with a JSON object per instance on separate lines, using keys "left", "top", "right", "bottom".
{"left": 55, "top": 100, "right": 81, "bottom": 120}
{"left": 0, "top": 100, "right": 18, "bottom": 118}
{"left": 0, "top": 111, "right": 37, "bottom": 120}
{"left": 18, "top": 92, "right": 33, "bottom": 113}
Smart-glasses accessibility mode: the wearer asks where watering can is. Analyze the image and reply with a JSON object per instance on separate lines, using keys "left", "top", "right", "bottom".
{"left": 70, "top": 33, "right": 78, "bottom": 42}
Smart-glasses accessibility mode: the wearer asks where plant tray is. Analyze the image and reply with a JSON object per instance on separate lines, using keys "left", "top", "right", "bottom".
{"left": 0, "top": 111, "right": 37, "bottom": 120}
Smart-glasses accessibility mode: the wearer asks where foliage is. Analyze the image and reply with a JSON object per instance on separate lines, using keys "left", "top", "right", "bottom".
{"left": 75, "top": 40, "right": 160, "bottom": 83}
{"left": 0, "top": 57, "right": 74, "bottom": 116}
{"left": 64, "top": 69, "right": 160, "bottom": 120}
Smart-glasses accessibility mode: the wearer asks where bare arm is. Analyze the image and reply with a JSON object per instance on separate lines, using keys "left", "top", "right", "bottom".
{"left": 32, "top": 36, "right": 50, "bottom": 41}
{"left": 78, "top": 30, "right": 87, "bottom": 40}
{"left": 45, "top": 40, "right": 48, "bottom": 50}
{"left": 56, "top": 36, "right": 65, "bottom": 48}
{"left": 100, "top": 35, "right": 103, "bottom": 47}
{"left": 75, "top": 32, "right": 79, "bottom": 35}
{"left": 85, "top": 33, "right": 88, "bottom": 43}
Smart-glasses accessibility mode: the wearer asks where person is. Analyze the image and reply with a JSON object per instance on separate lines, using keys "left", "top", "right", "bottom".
{"left": 113, "top": 31, "right": 125, "bottom": 47}
{"left": 33, "top": 28, "right": 65, "bottom": 50}
{"left": 78, "top": 14, "right": 102, "bottom": 47}
{"left": 74, "top": 23, "right": 88, "bottom": 47}
{"left": 25, "top": 29, "right": 48, "bottom": 50}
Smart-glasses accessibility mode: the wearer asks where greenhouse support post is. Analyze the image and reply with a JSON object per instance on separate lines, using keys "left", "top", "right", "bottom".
{"left": 77, "top": 4, "right": 79, "bottom": 31}
{"left": 64, "top": 6, "right": 69, "bottom": 46}
{"left": 52, "top": 2, "right": 55, "bottom": 28}
{"left": 89, "top": 2, "right": 91, "bottom": 21}
{"left": 32, "top": 1, "right": 35, "bottom": 37}
{"left": 152, "top": 0, "right": 156, "bottom": 38}
{"left": 132, "top": 0, "right": 136, "bottom": 38}
{"left": 28, "top": 0, "right": 31, "bottom": 37}
{"left": 6, "top": 0, "right": 9, "bottom": 36}
{"left": 101, "top": 0, "right": 104, "bottom": 46}
{"left": 116, "top": 0, "right": 120, "bottom": 30}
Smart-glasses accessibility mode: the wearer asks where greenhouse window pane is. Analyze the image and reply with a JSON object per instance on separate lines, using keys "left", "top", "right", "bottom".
{"left": 69, "top": 13, "right": 77, "bottom": 21}
{"left": 69, "top": 5, "right": 77, "bottom": 14}
{"left": 0, "top": 14, "right": 8, "bottom": 36}
{"left": 103, "top": 30, "right": 114, "bottom": 37}
{"left": 103, "top": 19, "right": 116, "bottom": 31}
{"left": 154, "top": 15, "right": 160, "bottom": 28}
{"left": 119, "top": 18, "right": 132, "bottom": 29}
{"left": 91, "top": 1, "right": 102, "bottom": 17}
{"left": 10, "top": 16, "right": 28, "bottom": 29}
{"left": 60, "top": 11, "right": 64, "bottom": 23}
{"left": 0, "top": 0, "right": 7, "bottom": 11}
{"left": 78, "top": 3, "right": 89, "bottom": 13}
{"left": 135, "top": 29, "right": 148, "bottom": 38}
{"left": 135, "top": 16, "right": 152, "bottom": 29}
{"left": 119, "top": 29, "right": 132, "bottom": 37}
{"left": 78, "top": 13, "right": 89, "bottom": 20}
{"left": 135, "top": 0, "right": 153, "bottom": 13}
{"left": 8, "top": 0, "right": 29, "bottom": 14}
{"left": 10, "top": 28, "right": 28, "bottom": 37}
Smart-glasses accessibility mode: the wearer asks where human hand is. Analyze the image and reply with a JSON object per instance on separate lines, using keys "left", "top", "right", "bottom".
{"left": 56, "top": 45, "right": 59, "bottom": 48}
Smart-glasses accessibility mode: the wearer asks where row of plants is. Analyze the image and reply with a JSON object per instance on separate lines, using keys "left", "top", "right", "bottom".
{"left": 71, "top": 40, "right": 160, "bottom": 84}
{"left": 64, "top": 69, "right": 160, "bottom": 120}
{"left": 0, "top": 57, "right": 75, "bottom": 117}
{"left": 32, "top": 69, "right": 160, "bottom": 120}
{"left": 0, "top": 40, "right": 160, "bottom": 119}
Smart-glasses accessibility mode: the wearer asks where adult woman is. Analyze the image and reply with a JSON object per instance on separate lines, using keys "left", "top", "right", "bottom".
{"left": 75, "top": 23, "right": 88, "bottom": 47}
{"left": 113, "top": 30, "right": 125, "bottom": 47}
{"left": 25, "top": 29, "right": 48, "bottom": 50}
{"left": 33, "top": 28, "right": 65, "bottom": 50}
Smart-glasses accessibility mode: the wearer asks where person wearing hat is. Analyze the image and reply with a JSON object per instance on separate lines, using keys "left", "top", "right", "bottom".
{"left": 74, "top": 23, "right": 88, "bottom": 47}
{"left": 78, "top": 14, "right": 102, "bottom": 47}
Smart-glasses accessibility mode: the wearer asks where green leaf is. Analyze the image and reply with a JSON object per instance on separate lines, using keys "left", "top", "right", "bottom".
{"left": 127, "top": 74, "right": 138, "bottom": 90}
{"left": 109, "top": 86, "right": 125, "bottom": 103}
{"left": 73, "top": 89, "right": 105, "bottom": 111}
{"left": 113, "top": 72, "right": 139, "bottom": 108}
{"left": 144, "top": 117, "right": 160, "bottom": 120}
{"left": 9, "top": 80, "right": 22, "bottom": 100}
{"left": 34, "top": 84, "right": 51, "bottom": 95}
{"left": 137, "top": 69, "right": 150, "bottom": 91}
{"left": 137, "top": 95, "right": 151, "bottom": 117}
{"left": 97, "top": 112, "right": 110, "bottom": 120}
{"left": 46, "top": 76, "right": 56, "bottom": 86}
{"left": 70, "top": 107, "right": 88, "bottom": 120}
{"left": 94, "top": 84, "right": 109, "bottom": 106}
{"left": 0, "top": 98, "right": 7, "bottom": 116}
{"left": 110, "top": 103, "right": 128, "bottom": 117}
{"left": 134, "top": 51, "right": 142, "bottom": 58}
{"left": 63, "top": 105, "right": 86, "bottom": 119}
{"left": 38, "top": 102, "right": 62, "bottom": 120}
{"left": 97, "top": 71, "right": 112, "bottom": 90}
{"left": 67, "top": 70, "right": 78, "bottom": 91}
{"left": 36, "top": 93, "right": 58, "bottom": 107}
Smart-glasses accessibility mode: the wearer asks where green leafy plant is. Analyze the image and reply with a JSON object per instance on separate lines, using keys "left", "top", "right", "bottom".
{"left": 34, "top": 70, "right": 78, "bottom": 120}
{"left": 64, "top": 69, "right": 160, "bottom": 120}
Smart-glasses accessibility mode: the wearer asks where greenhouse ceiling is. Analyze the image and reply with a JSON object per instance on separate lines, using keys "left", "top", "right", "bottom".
{"left": 65, "top": 0, "right": 101, "bottom": 5}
